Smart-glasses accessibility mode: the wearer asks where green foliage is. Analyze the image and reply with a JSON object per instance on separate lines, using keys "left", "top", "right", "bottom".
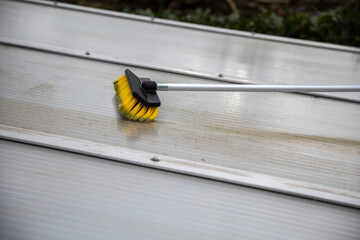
{"left": 125, "top": 5, "right": 360, "bottom": 47}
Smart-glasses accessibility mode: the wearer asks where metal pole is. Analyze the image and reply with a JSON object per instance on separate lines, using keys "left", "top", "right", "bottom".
{"left": 157, "top": 83, "right": 360, "bottom": 92}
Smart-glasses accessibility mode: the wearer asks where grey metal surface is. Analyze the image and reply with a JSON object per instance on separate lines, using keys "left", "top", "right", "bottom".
{"left": 2, "top": 125, "right": 359, "bottom": 207}
{"left": 11, "top": 0, "right": 360, "bottom": 53}
{"left": 1, "top": 0, "right": 360, "bottom": 237}
{"left": 1, "top": 139, "right": 360, "bottom": 240}
{"left": 1, "top": 44, "right": 360, "bottom": 198}
{"left": 0, "top": 0, "right": 359, "bottom": 101}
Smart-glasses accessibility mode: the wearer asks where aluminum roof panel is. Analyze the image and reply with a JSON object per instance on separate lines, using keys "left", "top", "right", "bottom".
{"left": 1, "top": 44, "right": 359, "bottom": 200}
{"left": 0, "top": 0, "right": 359, "bottom": 101}
{"left": 1, "top": 139, "right": 359, "bottom": 240}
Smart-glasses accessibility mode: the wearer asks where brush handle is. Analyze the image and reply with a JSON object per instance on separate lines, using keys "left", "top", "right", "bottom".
{"left": 156, "top": 83, "right": 360, "bottom": 92}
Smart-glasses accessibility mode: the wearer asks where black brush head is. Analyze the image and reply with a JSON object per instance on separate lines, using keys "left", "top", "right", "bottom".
{"left": 124, "top": 69, "right": 161, "bottom": 107}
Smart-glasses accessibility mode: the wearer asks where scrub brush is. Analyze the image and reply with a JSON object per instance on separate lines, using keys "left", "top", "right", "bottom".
{"left": 114, "top": 69, "right": 360, "bottom": 121}
{"left": 114, "top": 69, "right": 159, "bottom": 122}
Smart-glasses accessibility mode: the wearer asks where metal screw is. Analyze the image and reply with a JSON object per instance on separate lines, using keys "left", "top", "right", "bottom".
{"left": 218, "top": 73, "right": 224, "bottom": 77}
{"left": 85, "top": 51, "right": 90, "bottom": 56}
{"left": 151, "top": 155, "right": 159, "bottom": 162}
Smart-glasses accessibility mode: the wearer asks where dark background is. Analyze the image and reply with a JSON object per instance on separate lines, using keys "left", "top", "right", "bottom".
{"left": 58, "top": 0, "right": 353, "bottom": 18}
{"left": 57, "top": 0, "right": 360, "bottom": 47}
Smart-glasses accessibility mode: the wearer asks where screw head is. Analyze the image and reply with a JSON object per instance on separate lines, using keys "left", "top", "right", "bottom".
{"left": 218, "top": 73, "right": 224, "bottom": 77}
{"left": 151, "top": 155, "right": 159, "bottom": 162}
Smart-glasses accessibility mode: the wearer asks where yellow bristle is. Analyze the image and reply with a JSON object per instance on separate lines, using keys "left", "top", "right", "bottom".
{"left": 126, "top": 102, "right": 142, "bottom": 119}
{"left": 122, "top": 97, "right": 138, "bottom": 113}
{"left": 147, "top": 107, "right": 159, "bottom": 121}
{"left": 132, "top": 105, "right": 148, "bottom": 120}
{"left": 113, "top": 75, "right": 159, "bottom": 121}
{"left": 140, "top": 107, "right": 155, "bottom": 122}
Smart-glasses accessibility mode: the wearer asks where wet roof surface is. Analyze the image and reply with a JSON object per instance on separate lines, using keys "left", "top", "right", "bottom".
{"left": 0, "top": 0, "right": 360, "bottom": 239}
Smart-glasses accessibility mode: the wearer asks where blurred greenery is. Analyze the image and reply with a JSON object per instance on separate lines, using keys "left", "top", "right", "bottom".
{"left": 124, "top": 4, "right": 360, "bottom": 47}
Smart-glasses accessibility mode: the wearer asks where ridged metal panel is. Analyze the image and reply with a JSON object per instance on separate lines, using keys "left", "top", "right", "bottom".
{"left": 1, "top": 139, "right": 360, "bottom": 240}
{"left": 1, "top": 44, "right": 360, "bottom": 198}
{"left": 2, "top": 125, "right": 359, "bottom": 207}
{"left": 0, "top": 0, "right": 359, "bottom": 237}
{"left": 0, "top": 0, "right": 359, "bottom": 101}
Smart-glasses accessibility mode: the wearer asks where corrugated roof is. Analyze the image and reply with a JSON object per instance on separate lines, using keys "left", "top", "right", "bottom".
{"left": 0, "top": 0, "right": 360, "bottom": 238}
{"left": 1, "top": 139, "right": 360, "bottom": 240}
{"left": 1, "top": 0, "right": 359, "bottom": 102}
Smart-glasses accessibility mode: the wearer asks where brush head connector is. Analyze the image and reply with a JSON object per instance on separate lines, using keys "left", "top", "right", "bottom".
{"left": 113, "top": 69, "right": 160, "bottom": 121}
